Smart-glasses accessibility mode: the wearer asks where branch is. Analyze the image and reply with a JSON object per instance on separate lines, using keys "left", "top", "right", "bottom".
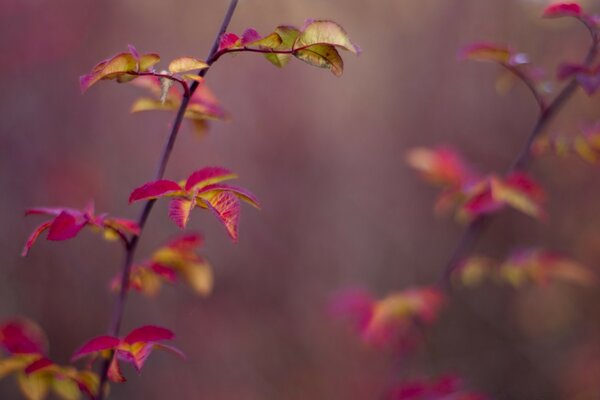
{"left": 439, "top": 28, "right": 599, "bottom": 289}
{"left": 95, "top": 1, "right": 239, "bottom": 397}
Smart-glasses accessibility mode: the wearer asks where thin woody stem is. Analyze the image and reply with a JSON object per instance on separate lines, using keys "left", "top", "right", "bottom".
{"left": 440, "top": 27, "right": 599, "bottom": 288}
{"left": 95, "top": 1, "right": 239, "bottom": 398}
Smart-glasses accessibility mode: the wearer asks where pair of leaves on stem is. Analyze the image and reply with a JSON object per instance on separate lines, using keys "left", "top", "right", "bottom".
{"left": 129, "top": 167, "right": 260, "bottom": 242}
{"left": 407, "top": 147, "right": 546, "bottom": 222}
{"left": 386, "top": 375, "right": 487, "bottom": 400}
{"left": 217, "top": 20, "right": 360, "bottom": 77}
{"left": 111, "top": 233, "right": 213, "bottom": 297}
{"left": 0, "top": 318, "right": 98, "bottom": 400}
{"left": 21, "top": 202, "right": 140, "bottom": 256}
{"left": 534, "top": 121, "right": 600, "bottom": 163}
{"left": 331, "top": 287, "right": 444, "bottom": 349}
{"left": 453, "top": 248, "right": 596, "bottom": 288}
{"left": 72, "top": 326, "right": 182, "bottom": 384}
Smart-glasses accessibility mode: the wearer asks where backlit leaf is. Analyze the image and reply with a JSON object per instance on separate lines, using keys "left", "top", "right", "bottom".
{"left": 128, "top": 180, "right": 182, "bottom": 203}
{"left": 168, "top": 57, "right": 208, "bottom": 74}
{"left": 168, "top": 198, "right": 195, "bottom": 229}
{"left": 203, "top": 191, "right": 241, "bottom": 242}
{"left": 184, "top": 167, "right": 237, "bottom": 191}
{"left": 294, "top": 20, "right": 360, "bottom": 54}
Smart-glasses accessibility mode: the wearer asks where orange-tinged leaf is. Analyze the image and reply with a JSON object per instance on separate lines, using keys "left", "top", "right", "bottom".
{"left": 79, "top": 53, "right": 138, "bottom": 93}
{"left": 204, "top": 191, "right": 241, "bottom": 242}
{"left": 168, "top": 198, "right": 195, "bottom": 229}
{"left": 180, "top": 262, "right": 213, "bottom": 296}
{"left": 107, "top": 355, "right": 125, "bottom": 383}
{"left": 458, "top": 42, "right": 512, "bottom": 64}
{"left": 294, "top": 44, "right": 344, "bottom": 76}
{"left": 294, "top": 20, "right": 360, "bottom": 54}
{"left": 168, "top": 57, "right": 208, "bottom": 74}
{"left": 17, "top": 371, "right": 50, "bottom": 400}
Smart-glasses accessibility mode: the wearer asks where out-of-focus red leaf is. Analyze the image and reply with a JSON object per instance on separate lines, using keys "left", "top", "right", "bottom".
{"left": 123, "top": 326, "right": 174, "bottom": 345}
{"left": 23, "top": 357, "right": 53, "bottom": 375}
{"left": 543, "top": 3, "right": 582, "bottom": 18}
{"left": 128, "top": 180, "right": 182, "bottom": 203}
{"left": 108, "top": 355, "right": 126, "bottom": 383}
{"left": 21, "top": 222, "right": 52, "bottom": 256}
{"left": 71, "top": 336, "right": 120, "bottom": 361}
{"left": 46, "top": 211, "right": 86, "bottom": 241}
{"left": 0, "top": 318, "right": 48, "bottom": 355}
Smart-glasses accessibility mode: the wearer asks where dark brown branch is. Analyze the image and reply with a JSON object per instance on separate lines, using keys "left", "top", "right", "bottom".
{"left": 95, "top": 1, "right": 239, "bottom": 398}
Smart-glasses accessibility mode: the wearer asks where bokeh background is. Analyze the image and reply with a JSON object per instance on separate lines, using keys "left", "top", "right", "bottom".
{"left": 2, "top": 0, "right": 600, "bottom": 398}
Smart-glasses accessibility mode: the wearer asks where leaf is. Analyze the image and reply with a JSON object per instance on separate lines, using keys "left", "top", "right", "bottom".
{"left": 218, "top": 32, "right": 241, "bottom": 51}
{"left": 197, "top": 183, "right": 261, "bottom": 209}
{"left": 47, "top": 212, "right": 86, "bottom": 241}
{"left": 543, "top": 3, "right": 582, "bottom": 18}
{"left": 51, "top": 376, "right": 81, "bottom": 400}
{"left": 0, "top": 355, "right": 39, "bottom": 379}
{"left": 131, "top": 97, "right": 178, "bottom": 113}
{"left": 245, "top": 32, "right": 283, "bottom": 49}
{"left": 0, "top": 318, "right": 48, "bottom": 355}
{"left": 107, "top": 356, "right": 125, "bottom": 383}
{"left": 458, "top": 42, "right": 512, "bottom": 64}
{"left": 79, "top": 53, "right": 138, "bottom": 93}
{"left": 21, "top": 222, "right": 52, "bottom": 256}
{"left": 71, "top": 336, "right": 120, "bottom": 361}
{"left": 168, "top": 57, "right": 209, "bottom": 74}
{"left": 24, "top": 358, "right": 53, "bottom": 375}
{"left": 129, "top": 180, "right": 182, "bottom": 203}
{"left": 294, "top": 44, "right": 344, "bottom": 76}
{"left": 139, "top": 54, "right": 160, "bottom": 72}
{"left": 180, "top": 262, "right": 213, "bottom": 296}
{"left": 264, "top": 26, "right": 300, "bottom": 67}
{"left": 294, "top": 20, "right": 360, "bottom": 54}
{"left": 490, "top": 173, "right": 545, "bottom": 219}
{"left": 17, "top": 372, "right": 50, "bottom": 400}
{"left": 203, "top": 191, "right": 241, "bottom": 242}
{"left": 406, "top": 147, "right": 477, "bottom": 188}
{"left": 168, "top": 198, "right": 195, "bottom": 229}
{"left": 241, "top": 28, "right": 261, "bottom": 45}
{"left": 123, "top": 326, "right": 174, "bottom": 345}
{"left": 184, "top": 167, "right": 237, "bottom": 191}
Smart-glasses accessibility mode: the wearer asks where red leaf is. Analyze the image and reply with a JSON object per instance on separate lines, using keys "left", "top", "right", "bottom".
{"left": 129, "top": 180, "right": 182, "bottom": 203}
{"left": 71, "top": 336, "right": 120, "bottom": 361}
{"left": 168, "top": 198, "right": 195, "bottom": 228}
{"left": 24, "top": 357, "right": 53, "bottom": 375}
{"left": 123, "top": 325, "right": 174, "bottom": 344}
{"left": 47, "top": 211, "right": 86, "bottom": 241}
{"left": 150, "top": 263, "right": 178, "bottom": 282}
{"left": 197, "top": 183, "right": 261, "bottom": 209}
{"left": 543, "top": 3, "right": 582, "bottom": 18}
{"left": 108, "top": 355, "right": 126, "bottom": 383}
{"left": 203, "top": 191, "right": 241, "bottom": 242}
{"left": 0, "top": 318, "right": 48, "bottom": 355}
{"left": 21, "top": 222, "right": 52, "bottom": 256}
{"left": 184, "top": 167, "right": 236, "bottom": 191}
{"left": 167, "top": 233, "right": 204, "bottom": 250}
{"left": 105, "top": 218, "right": 141, "bottom": 236}
{"left": 218, "top": 33, "right": 240, "bottom": 51}
{"left": 25, "top": 207, "right": 81, "bottom": 217}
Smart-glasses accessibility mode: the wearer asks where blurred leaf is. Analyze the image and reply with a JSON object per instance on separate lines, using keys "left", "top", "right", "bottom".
{"left": 168, "top": 57, "right": 208, "bottom": 74}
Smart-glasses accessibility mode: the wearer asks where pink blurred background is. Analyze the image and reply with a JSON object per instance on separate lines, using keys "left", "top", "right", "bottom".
{"left": 2, "top": 0, "right": 600, "bottom": 398}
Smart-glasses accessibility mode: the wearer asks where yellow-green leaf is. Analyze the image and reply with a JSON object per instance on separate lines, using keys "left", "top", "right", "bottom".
{"left": 51, "top": 377, "right": 80, "bottom": 400}
{"left": 80, "top": 53, "right": 138, "bottom": 93}
{"left": 18, "top": 372, "right": 50, "bottom": 400}
{"left": 139, "top": 53, "right": 160, "bottom": 71}
{"left": 181, "top": 262, "right": 213, "bottom": 296}
{"left": 168, "top": 57, "right": 209, "bottom": 74}
{"left": 294, "top": 20, "right": 360, "bottom": 54}
{"left": 294, "top": 44, "right": 344, "bottom": 76}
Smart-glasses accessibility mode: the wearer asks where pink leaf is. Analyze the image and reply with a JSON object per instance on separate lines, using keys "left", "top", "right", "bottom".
{"left": 71, "top": 336, "right": 120, "bottom": 361}
{"left": 0, "top": 318, "right": 48, "bottom": 355}
{"left": 123, "top": 325, "right": 174, "bottom": 344}
{"left": 25, "top": 207, "right": 81, "bottom": 217}
{"left": 47, "top": 211, "right": 86, "bottom": 241}
{"left": 167, "top": 233, "right": 204, "bottom": 249}
{"left": 543, "top": 3, "right": 582, "bottom": 18}
{"left": 241, "top": 28, "right": 261, "bottom": 45}
{"left": 168, "top": 198, "right": 195, "bottom": 228}
{"left": 24, "top": 357, "right": 53, "bottom": 375}
{"left": 129, "top": 180, "right": 182, "bottom": 203}
{"left": 150, "top": 263, "right": 178, "bottom": 282}
{"left": 218, "top": 33, "right": 240, "bottom": 51}
{"left": 203, "top": 191, "right": 241, "bottom": 242}
{"left": 184, "top": 167, "right": 236, "bottom": 191}
{"left": 21, "top": 221, "right": 52, "bottom": 256}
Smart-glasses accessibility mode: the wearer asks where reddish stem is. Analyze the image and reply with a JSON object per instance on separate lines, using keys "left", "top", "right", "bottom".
{"left": 94, "top": 1, "right": 239, "bottom": 398}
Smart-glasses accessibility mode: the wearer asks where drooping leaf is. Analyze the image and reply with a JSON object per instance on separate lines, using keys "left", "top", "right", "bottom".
{"left": 168, "top": 57, "right": 208, "bottom": 74}
{"left": 196, "top": 183, "right": 261, "bottom": 209}
{"left": 47, "top": 212, "right": 86, "bottom": 241}
{"left": 203, "top": 191, "right": 241, "bottom": 242}
{"left": 168, "top": 198, "right": 195, "bottom": 229}
{"left": 21, "top": 222, "right": 52, "bottom": 256}
{"left": 107, "top": 355, "right": 125, "bottom": 383}
{"left": 79, "top": 53, "right": 138, "bottom": 93}
{"left": 294, "top": 44, "right": 344, "bottom": 76}
{"left": 17, "top": 371, "right": 50, "bottom": 400}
